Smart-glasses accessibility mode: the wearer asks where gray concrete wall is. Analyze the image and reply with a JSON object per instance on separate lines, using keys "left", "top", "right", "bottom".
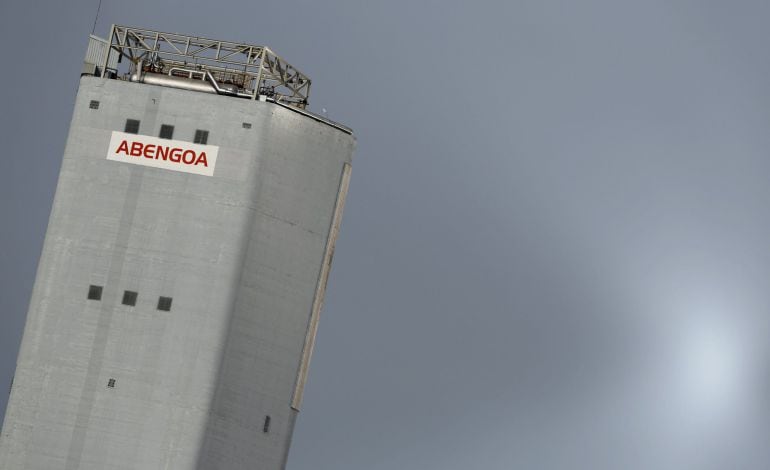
{"left": 0, "top": 76, "right": 354, "bottom": 469}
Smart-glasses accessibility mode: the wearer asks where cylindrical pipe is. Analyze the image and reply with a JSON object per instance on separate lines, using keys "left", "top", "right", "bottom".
{"left": 130, "top": 61, "right": 254, "bottom": 98}
{"left": 131, "top": 60, "right": 215, "bottom": 94}
{"left": 143, "top": 74, "right": 218, "bottom": 94}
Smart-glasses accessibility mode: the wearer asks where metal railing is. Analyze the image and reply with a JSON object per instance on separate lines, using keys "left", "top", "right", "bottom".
{"left": 100, "top": 25, "right": 311, "bottom": 108}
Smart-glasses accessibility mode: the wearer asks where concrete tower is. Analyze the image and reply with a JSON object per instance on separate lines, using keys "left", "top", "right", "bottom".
{"left": 0, "top": 25, "right": 354, "bottom": 469}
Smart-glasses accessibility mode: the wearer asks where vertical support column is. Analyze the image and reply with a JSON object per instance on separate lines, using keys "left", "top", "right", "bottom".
{"left": 253, "top": 49, "right": 264, "bottom": 100}
{"left": 291, "top": 163, "right": 352, "bottom": 411}
{"left": 100, "top": 24, "right": 116, "bottom": 78}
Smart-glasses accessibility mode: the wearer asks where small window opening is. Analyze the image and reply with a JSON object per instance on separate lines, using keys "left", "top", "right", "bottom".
{"left": 263, "top": 415, "right": 271, "bottom": 433}
{"left": 107, "top": 378, "right": 116, "bottom": 388}
{"left": 242, "top": 122, "right": 252, "bottom": 129}
{"left": 89, "top": 100, "right": 100, "bottom": 110}
{"left": 122, "top": 290, "right": 138, "bottom": 306}
{"left": 87, "top": 285, "right": 103, "bottom": 300}
{"left": 157, "top": 296, "right": 173, "bottom": 311}
{"left": 159, "top": 124, "right": 174, "bottom": 139}
{"left": 124, "top": 119, "right": 140, "bottom": 134}
{"left": 193, "top": 129, "right": 209, "bottom": 144}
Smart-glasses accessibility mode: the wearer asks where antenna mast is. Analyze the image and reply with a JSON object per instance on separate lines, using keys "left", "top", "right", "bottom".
{"left": 91, "top": 0, "right": 102, "bottom": 35}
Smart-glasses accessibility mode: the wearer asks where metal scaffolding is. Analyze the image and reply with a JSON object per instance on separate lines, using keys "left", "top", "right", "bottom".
{"left": 101, "top": 24, "right": 312, "bottom": 108}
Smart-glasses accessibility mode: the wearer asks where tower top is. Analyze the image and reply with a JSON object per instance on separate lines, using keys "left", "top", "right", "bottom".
{"left": 90, "top": 25, "right": 311, "bottom": 109}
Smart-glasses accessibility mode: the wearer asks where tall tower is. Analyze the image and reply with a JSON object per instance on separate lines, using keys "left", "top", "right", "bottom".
{"left": 0, "top": 26, "right": 354, "bottom": 469}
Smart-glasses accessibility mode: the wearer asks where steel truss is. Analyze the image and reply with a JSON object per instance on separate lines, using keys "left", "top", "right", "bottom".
{"left": 102, "top": 24, "right": 311, "bottom": 108}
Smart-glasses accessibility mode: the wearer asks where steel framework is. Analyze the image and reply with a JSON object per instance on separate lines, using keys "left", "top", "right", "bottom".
{"left": 101, "top": 25, "right": 311, "bottom": 108}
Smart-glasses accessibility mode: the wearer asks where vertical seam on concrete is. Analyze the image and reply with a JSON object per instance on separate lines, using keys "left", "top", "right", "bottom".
{"left": 193, "top": 115, "right": 268, "bottom": 470}
{"left": 279, "top": 409, "right": 299, "bottom": 470}
{"left": 290, "top": 162, "right": 352, "bottom": 411}
{"left": 64, "top": 167, "right": 143, "bottom": 470}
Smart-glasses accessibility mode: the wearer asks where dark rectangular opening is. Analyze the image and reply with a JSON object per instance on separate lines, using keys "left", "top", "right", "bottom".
{"left": 159, "top": 124, "right": 174, "bottom": 139}
{"left": 87, "top": 285, "right": 103, "bottom": 300}
{"left": 89, "top": 100, "right": 100, "bottom": 110}
{"left": 124, "top": 119, "right": 140, "bottom": 134}
{"left": 157, "top": 296, "right": 173, "bottom": 311}
{"left": 122, "top": 290, "right": 138, "bottom": 306}
{"left": 193, "top": 129, "right": 209, "bottom": 145}
{"left": 263, "top": 415, "right": 271, "bottom": 433}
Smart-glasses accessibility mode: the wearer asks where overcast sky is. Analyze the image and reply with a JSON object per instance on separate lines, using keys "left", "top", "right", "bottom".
{"left": 2, "top": 1, "right": 770, "bottom": 469}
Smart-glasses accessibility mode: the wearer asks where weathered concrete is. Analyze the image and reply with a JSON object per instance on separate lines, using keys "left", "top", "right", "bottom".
{"left": 0, "top": 76, "right": 354, "bottom": 469}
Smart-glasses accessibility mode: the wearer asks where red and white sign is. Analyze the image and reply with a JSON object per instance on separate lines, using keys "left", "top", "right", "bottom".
{"left": 107, "top": 131, "right": 219, "bottom": 176}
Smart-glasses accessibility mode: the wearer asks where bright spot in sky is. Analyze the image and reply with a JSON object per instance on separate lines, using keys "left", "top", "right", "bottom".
{"left": 675, "top": 310, "right": 747, "bottom": 424}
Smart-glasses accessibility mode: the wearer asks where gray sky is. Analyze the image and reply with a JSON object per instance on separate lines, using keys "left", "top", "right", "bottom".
{"left": 2, "top": 1, "right": 770, "bottom": 468}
